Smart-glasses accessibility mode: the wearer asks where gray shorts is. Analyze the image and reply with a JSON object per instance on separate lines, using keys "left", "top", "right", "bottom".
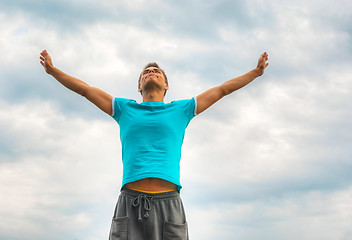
{"left": 109, "top": 188, "right": 189, "bottom": 240}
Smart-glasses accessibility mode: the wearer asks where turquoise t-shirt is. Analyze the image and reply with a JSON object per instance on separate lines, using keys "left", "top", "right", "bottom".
{"left": 111, "top": 97, "right": 197, "bottom": 191}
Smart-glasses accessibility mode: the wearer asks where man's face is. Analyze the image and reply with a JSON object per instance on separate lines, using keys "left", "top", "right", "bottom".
{"left": 138, "top": 67, "right": 168, "bottom": 94}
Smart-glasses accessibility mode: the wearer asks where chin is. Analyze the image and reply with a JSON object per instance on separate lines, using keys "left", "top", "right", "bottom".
{"left": 143, "top": 81, "right": 162, "bottom": 91}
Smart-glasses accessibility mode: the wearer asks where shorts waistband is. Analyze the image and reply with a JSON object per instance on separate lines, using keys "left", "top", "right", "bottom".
{"left": 121, "top": 187, "right": 180, "bottom": 200}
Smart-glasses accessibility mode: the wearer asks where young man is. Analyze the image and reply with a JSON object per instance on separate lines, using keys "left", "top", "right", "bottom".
{"left": 40, "top": 50, "right": 269, "bottom": 240}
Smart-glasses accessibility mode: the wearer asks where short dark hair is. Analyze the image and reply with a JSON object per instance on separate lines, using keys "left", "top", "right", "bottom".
{"left": 138, "top": 62, "right": 168, "bottom": 96}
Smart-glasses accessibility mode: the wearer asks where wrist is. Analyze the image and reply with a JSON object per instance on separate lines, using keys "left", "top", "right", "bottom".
{"left": 254, "top": 67, "right": 263, "bottom": 77}
{"left": 47, "top": 65, "right": 56, "bottom": 75}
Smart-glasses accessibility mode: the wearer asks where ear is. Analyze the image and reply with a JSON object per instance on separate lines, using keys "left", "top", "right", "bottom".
{"left": 138, "top": 80, "right": 142, "bottom": 92}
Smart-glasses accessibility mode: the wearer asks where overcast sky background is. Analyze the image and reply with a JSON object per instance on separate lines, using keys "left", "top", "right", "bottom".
{"left": 0, "top": 0, "right": 351, "bottom": 239}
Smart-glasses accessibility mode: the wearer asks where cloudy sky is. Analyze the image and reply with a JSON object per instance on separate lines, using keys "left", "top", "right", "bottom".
{"left": 0, "top": 0, "right": 351, "bottom": 239}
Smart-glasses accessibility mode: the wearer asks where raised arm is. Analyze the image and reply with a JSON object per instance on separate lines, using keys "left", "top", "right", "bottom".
{"left": 40, "top": 50, "right": 113, "bottom": 115}
{"left": 196, "top": 52, "right": 269, "bottom": 114}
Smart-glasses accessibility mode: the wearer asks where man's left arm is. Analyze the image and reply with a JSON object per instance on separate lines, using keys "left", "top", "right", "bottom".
{"left": 196, "top": 52, "right": 269, "bottom": 115}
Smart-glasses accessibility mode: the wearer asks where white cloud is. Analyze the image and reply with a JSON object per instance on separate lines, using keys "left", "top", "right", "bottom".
{"left": 185, "top": 187, "right": 352, "bottom": 240}
{"left": 0, "top": 100, "right": 121, "bottom": 239}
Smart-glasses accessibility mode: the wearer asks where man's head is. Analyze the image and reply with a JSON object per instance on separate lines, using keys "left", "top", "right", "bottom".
{"left": 138, "top": 62, "right": 168, "bottom": 96}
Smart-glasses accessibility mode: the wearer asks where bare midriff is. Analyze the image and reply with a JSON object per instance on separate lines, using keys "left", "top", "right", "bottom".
{"left": 125, "top": 178, "right": 177, "bottom": 192}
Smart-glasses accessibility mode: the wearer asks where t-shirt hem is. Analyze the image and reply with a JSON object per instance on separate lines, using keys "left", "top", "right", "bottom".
{"left": 193, "top": 96, "right": 198, "bottom": 116}
{"left": 110, "top": 97, "right": 116, "bottom": 117}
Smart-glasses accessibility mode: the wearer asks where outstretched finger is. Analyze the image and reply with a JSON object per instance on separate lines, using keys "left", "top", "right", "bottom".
{"left": 40, "top": 50, "right": 48, "bottom": 57}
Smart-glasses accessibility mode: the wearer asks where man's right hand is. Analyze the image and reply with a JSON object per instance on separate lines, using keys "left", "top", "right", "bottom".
{"left": 40, "top": 50, "right": 54, "bottom": 74}
{"left": 39, "top": 49, "right": 113, "bottom": 115}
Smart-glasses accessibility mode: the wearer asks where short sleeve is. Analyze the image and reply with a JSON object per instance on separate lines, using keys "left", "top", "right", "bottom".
{"left": 111, "top": 98, "right": 132, "bottom": 122}
{"left": 179, "top": 97, "right": 197, "bottom": 121}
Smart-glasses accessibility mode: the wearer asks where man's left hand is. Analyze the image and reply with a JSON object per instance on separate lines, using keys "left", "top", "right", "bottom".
{"left": 256, "top": 52, "right": 269, "bottom": 76}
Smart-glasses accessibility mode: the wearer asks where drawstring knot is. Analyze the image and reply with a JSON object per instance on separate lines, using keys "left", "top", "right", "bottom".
{"left": 132, "top": 194, "right": 151, "bottom": 222}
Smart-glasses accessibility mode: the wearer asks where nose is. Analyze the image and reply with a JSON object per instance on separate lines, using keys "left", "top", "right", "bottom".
{"left": 147, "top": 69, "right": 156, "bottom": 74}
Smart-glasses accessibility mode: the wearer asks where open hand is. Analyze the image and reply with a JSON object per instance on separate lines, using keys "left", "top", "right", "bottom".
{"left": 256, "top": 52, "right": 269, "bottom": 76}
{"left": 40, "top": 50, "right": 54, "bottom": 74}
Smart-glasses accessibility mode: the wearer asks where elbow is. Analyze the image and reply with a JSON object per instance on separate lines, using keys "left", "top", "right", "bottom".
{"left": 79, "top": 85, "right": 91, "bottom": 97}
{"left": 220, "top": 84, "right": 232, "bottom": 96}
{"left": 77, "top": 90, "right": 87, "bottom": 99}
{"left": 78, "top": 89, "right": 86, "bottom": 97}
{"left": 223, "top": 88, "right": 231, "bottom": 96}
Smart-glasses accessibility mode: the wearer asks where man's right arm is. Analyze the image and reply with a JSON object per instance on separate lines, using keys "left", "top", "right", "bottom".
{"left": 40, "top": 50, "right": 113, "bottom": 115}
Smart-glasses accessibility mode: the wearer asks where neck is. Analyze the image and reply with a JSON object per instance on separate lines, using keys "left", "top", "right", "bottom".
{"left": 142, "top": 90, "right": 165, "bottom": 102}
